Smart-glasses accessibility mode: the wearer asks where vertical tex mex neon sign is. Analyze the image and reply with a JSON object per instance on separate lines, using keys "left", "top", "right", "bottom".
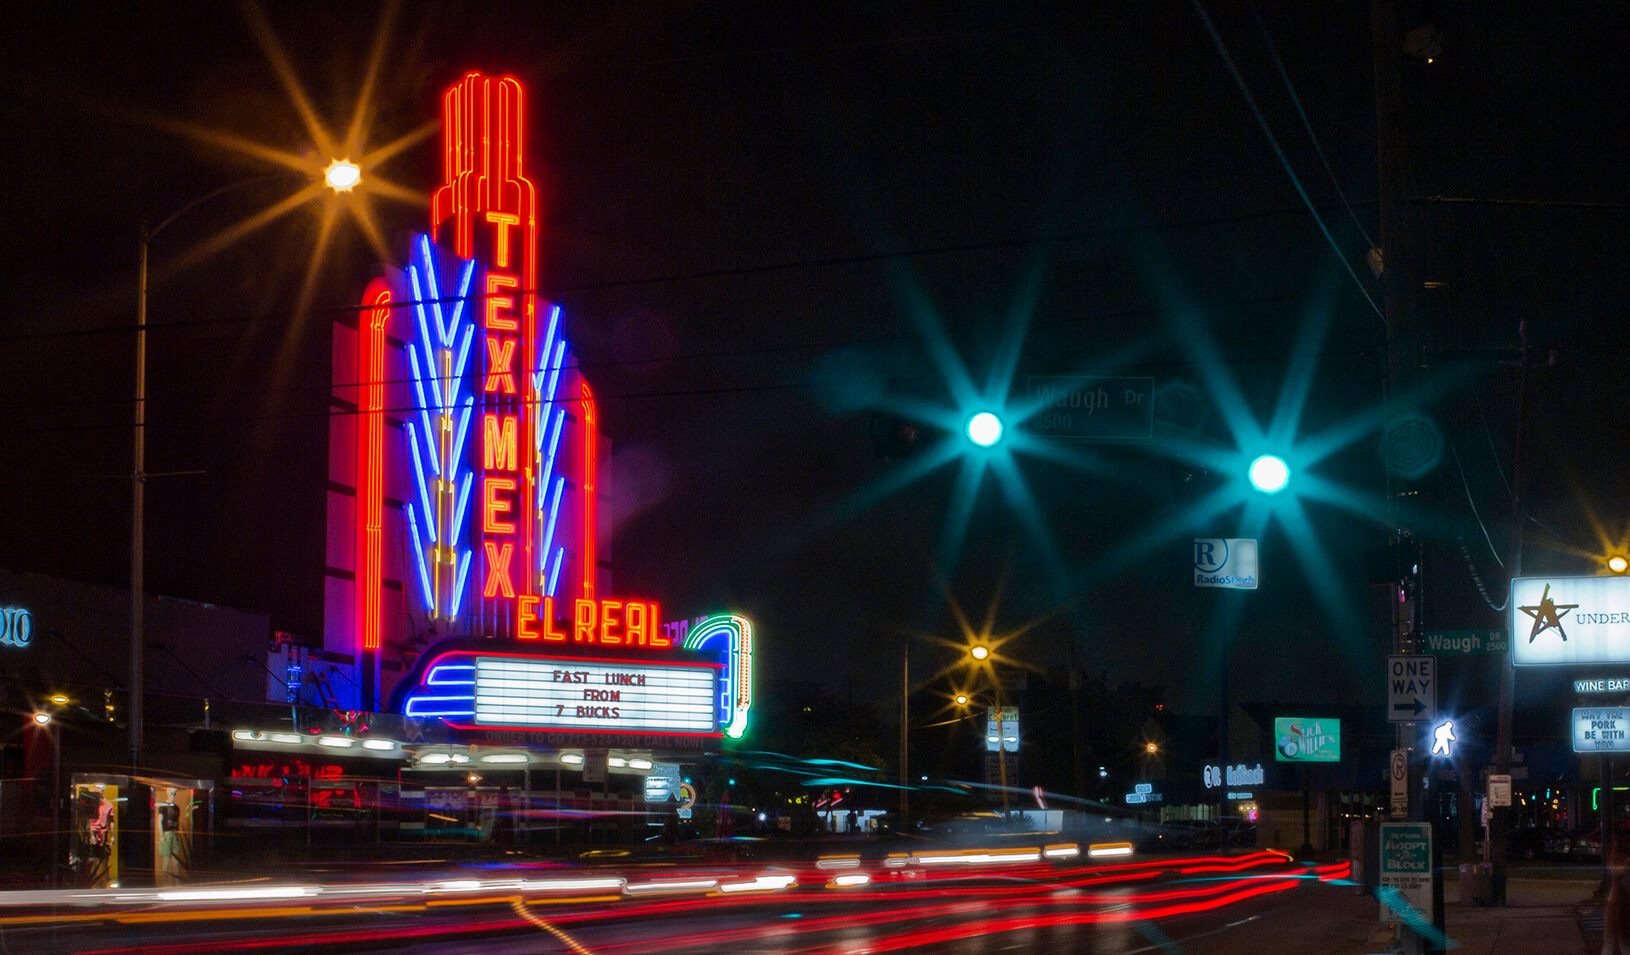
{"left": 358, "top": 72, "right": 592, "bottom": 641}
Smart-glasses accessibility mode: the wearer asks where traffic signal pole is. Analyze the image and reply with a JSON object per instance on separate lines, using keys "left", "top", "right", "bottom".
{"left": 1375, "top": 1, "right": 1446, "bottom": 948}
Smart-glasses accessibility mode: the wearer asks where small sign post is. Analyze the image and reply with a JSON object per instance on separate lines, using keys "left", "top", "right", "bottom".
{"left": 1388, "top": 655, "right": 1436, "bottom": 723}
{"left": 1379, "top": 821, "right": 1434, "bottom": 925}
{"left": 1487, "top": 774, "right": 1512, "bottom": 808}
{"left": 1390, "top": 749, "right": 1409, "bottom": 819}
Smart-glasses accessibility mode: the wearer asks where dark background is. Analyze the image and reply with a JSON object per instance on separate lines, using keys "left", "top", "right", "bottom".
{"left": 1, "top": 1, "right": 1625, "bottom": 715}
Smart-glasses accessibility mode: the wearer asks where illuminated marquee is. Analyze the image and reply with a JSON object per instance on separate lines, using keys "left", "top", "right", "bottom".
{"left": 396, "top": 611, "right": 752, "bottom": 738}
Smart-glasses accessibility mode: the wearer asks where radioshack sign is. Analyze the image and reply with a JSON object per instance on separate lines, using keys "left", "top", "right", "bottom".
{"left": 1512, "top": 576, "right": 1630, "bottom": 666}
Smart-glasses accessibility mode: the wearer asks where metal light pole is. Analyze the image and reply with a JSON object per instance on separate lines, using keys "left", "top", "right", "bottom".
{"left": 899, "top": 639, "right": 909, "bottom": 826}
{"left": 131, "top": 230, "right": 147, "bottom": 771}
{"left": 130, "top": 170, "right": 352, "bottom": 769}
{"left": 33, "top": 712, "right": 60, "bottom": 884}
{"left": 969, "top": 645, "right": 1010, "bottom": 817}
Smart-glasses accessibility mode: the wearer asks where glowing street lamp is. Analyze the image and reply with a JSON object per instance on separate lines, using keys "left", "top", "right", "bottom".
{"left": 955, "top": 694, "right": 969, "bottom": 706}
{"left": 324, "top": 158, "right": 362, "bottom": 192}
{"left": 1608, "top": 555, "right": 1629, "bottom": 575}
{"left": 969, "top": 645, "right": 991, "bottom": 661}
{"left": 33, "top": 712, "right": 51, "bottom": 726}
{"left": 965, "top": 411, "right": 1003, "bottom": 448}
{"left": 1247, "top": 454, "right": 1291, "bottom": 494}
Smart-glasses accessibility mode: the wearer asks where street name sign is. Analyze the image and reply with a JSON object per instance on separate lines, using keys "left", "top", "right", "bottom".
{"left": 1390, "top": 749, "right": 1408, "bottom": 818}
{"left": 1512, "top": 576, "right": 1630, "bottom": 666}
{"left": 1422, "top": 629, "right": 1508, "bottom": 656}
{"left": 1193, "top": 538, "right": 1259, "bottom": 590}
{"left": 1572, "top": 707, "right": 1630, "bottom": 752}
{"left": 1388, "top": 655, "right": 1436, "bottom": 722}
{"left": 1379, "top": 822, "right": 1434, "bottom": 923}
{"left": 1487, "top": 774, "right": 1512, "bottom": 808}
{"left": 1024, "top": 376, "right": 1154, "bottom": 440}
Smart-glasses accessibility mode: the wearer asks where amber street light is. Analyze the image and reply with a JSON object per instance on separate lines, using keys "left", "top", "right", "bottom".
{"left": 324, "top": 158, "right": 362, "bottom": 192}
{"left": 969, "top": 645, "right": 991, "bottom": 661}
{"left": 1609, "top": 555, "right": 1629, "bottom": 575}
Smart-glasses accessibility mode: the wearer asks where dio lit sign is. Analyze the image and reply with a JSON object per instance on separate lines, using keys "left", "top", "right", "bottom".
{"left": 1274, "top": 717, "right": 1341, "bottom": 762}
{"left": 1511, "top": 576, "right": 1630, "bottom": 666}
{"left": 0, "top": 608, "right": 31, "bottom": 648}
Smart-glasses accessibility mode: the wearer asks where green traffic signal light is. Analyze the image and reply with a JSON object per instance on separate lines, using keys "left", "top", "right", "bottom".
{"left": 1247, "top": 454, "right": 1290, "bottom": 494}
{"left": 966, "top": 411, "right": 1003, "bottom": 448}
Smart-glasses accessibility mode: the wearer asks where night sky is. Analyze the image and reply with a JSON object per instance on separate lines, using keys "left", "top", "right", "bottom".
{"left": 1, "top": 1, "right": 1626, "bottom": 715}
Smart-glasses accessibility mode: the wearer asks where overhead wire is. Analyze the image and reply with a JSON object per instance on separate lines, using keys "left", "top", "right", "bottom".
{"left": 0, "top": 290, "right": 1350, "bottom": 423}
{"left": 0, "top": 341, "right": 1381, "bottom": 440}
{"left": 1247, "top": 1, "right": 1376, "bottom": 249}
{"left": 1188, "top": 0, "right": 1389, "bottom": 327}
{"left": 0, "top": 202, "right": 1374, "bottom": 347}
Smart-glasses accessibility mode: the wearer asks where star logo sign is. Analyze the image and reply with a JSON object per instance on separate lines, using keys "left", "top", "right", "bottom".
{"left": 1519, "top": 583, "right": 1578, "bottom": 643}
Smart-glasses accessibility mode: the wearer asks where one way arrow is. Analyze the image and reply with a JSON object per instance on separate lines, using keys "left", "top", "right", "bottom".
{"left": 1392, "top": 698, "right": 1426, "bottom": 717}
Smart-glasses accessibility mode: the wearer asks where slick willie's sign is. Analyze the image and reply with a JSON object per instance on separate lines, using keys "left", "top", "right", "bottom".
{"left": 1511, "top": 576, "right": 1630, "bottom": 666}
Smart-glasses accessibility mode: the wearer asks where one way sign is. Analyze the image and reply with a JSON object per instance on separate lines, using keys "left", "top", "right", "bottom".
{"left": 1388, "top": 655, "right": 1436, "bottom": 723}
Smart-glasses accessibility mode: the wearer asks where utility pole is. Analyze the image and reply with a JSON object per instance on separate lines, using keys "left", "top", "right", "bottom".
{"left": 1491, "top": 319, "right": 1532, "bottom": 905}
{"left": 131, "top": 226, "right": 148, "bottom": 772}
{"left": 1375, "top": 0, "right": 1446, "bottom": 948}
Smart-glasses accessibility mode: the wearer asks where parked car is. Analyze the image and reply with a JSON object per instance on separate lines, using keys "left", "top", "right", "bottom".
{"left": 1505, "top": 827, "right": 1554, "bottom": 861}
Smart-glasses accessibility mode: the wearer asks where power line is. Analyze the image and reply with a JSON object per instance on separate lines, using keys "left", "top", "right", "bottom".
{"left": 0, "top": 203, "right": 1377, "bottom": 347}
{"left": 0, "top": 291, "right": 1336, "bottom": 419}
{"left": 0, "top": 342, "right": 1381, "bottom": 440}
{"left": 1249, "top": 1, "right": 1377, "bottom": 248}
{"left": 1189, "top": 0, "right": 1389, "bottom": 327}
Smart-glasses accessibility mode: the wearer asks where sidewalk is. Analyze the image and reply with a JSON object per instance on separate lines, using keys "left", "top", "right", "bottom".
{"left": 1421, "top": 872, "right": 1596, "bottom": 954}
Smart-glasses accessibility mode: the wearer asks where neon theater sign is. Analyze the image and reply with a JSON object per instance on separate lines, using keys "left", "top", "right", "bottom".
{"left": 331, "top": 73, "right": 751, "bottom": 742}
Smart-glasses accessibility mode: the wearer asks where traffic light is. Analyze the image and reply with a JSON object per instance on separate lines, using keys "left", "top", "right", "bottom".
{"left": 1247, "top": 454, "right": 1290, "bottom": 494}
{"left": 965, "top": 411, "right": 1003, "bottom": 448}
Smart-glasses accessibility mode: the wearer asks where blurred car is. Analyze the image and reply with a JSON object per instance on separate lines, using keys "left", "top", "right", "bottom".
{"left": 1505, "top": 827, "right": 1553, "bottom": 861}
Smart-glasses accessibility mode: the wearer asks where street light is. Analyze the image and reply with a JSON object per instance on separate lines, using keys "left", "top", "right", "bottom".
{"left": 1608, "top": 555, "right": 1629, "bottom": 575}
{"left": 1247, "top": 454, "right": 1291, "bottom": 494}
{"left": 963, "top": 644, "right": 1011, "bottom": 817}
{"left": 33, "top": 708, "right": 61, "bottom": 884}
{"left": 965, "top": 411, "right": 1003, "bottom": 448}
{"left": 324, "top": 158, "right": 362, "bottom": 192}
{"left": 130, "top": 165, "right": 356, "bottom": 769}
